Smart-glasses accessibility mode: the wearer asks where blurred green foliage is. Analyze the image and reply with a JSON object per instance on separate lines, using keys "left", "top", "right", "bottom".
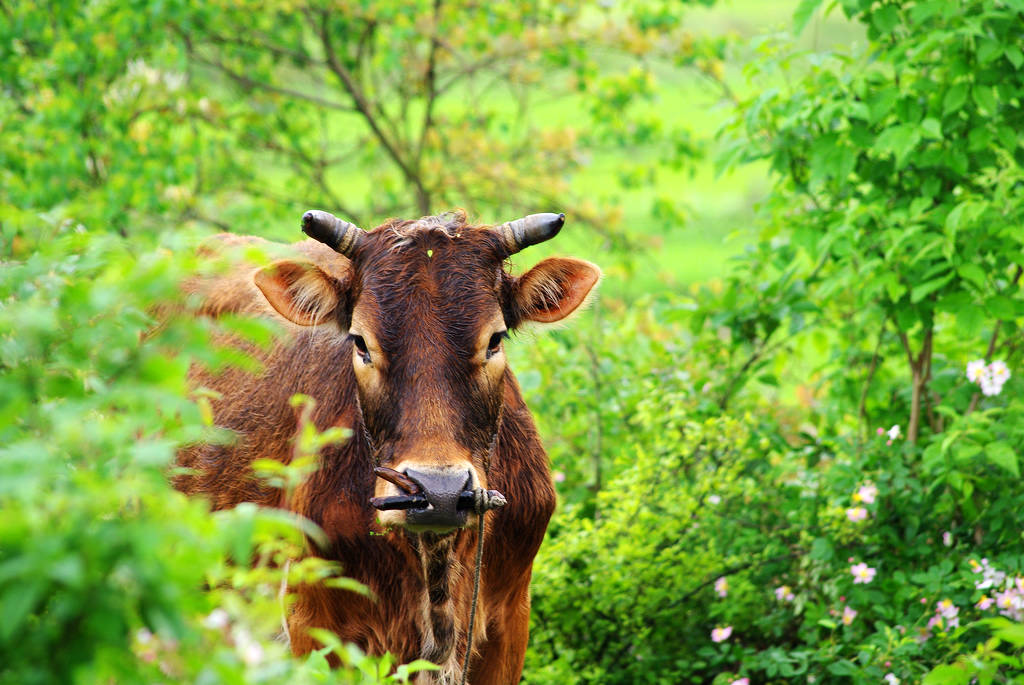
{"left": 4, "top": 0, "right": 1024, "bottom": 683}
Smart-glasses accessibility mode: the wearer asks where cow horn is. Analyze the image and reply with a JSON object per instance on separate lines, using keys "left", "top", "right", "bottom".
{"left": 494, "top": 212, "right": 565, "bottom": 255}
{"left": 302, "top": 210, "right": 365, "bottom": 257}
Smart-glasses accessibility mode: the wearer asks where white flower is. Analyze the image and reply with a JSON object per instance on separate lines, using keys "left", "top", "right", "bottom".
{"left": 202, "top": 608, "right": 230, "bottom": 630}
{"left": 942, "top": 531, "right": 952, "bottom": 547}
{"left": 967, "top": 359, "right": 988, "bottom": 383}
{"left": 989, "top": 360, "right": 1010, "bottom": 385}
{"left": 241, "top": 641, "right": 264, "bottom": 666}
{"left": 885, "top": 673, "right": 900, "bottom": 685}
{"left": 163, "top": 71, "right": 186, "bottom": 92}
{"left": 708, "top": 494, "right": 722, "bottom": 505}
{"left": 887, "top": 424, "right": 901, "bottom": 440}
{"left": 980, "top": 376, "right": 1002, "bottom": 396}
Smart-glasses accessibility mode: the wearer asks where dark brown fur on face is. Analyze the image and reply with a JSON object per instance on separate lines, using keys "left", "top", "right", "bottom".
{"left": 176, "top": 211, "right": 599, "bottom": 684}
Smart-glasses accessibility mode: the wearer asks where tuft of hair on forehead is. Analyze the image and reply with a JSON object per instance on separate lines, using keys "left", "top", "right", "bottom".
{"left": 383, "top": 209, "right": 469, "bottom": 239}
{"left": 367, "top": 209, "right": 503, "bottom": 256}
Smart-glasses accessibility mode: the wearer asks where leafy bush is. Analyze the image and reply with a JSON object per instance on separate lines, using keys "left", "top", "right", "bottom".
{"left": 523, "top": 0, "right": 1024, "bottom": 682}
{"left": 0, "top": 231, "right": 439, "bottom": 683}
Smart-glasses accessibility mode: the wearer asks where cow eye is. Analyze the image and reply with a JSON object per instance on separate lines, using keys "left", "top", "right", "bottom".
{"left": 350, "top": 334, "right": 371, "bottom": 364}
{"left": 486, "top": 331, "right": 508, "bottom": 359}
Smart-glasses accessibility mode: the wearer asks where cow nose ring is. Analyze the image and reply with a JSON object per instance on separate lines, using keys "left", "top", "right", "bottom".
{"left": 369, "top": 467, "right": 507, "bottom": 514}
{"left": 372, "top": 466, "right": 507, "bottom": 516}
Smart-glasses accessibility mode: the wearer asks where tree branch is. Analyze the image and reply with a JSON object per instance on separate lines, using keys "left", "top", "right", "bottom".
{"left": 314, "top": 9, "right": 432, "bottom": 214}
{"left": 857, "top": 318, "right": 887, "bottom": 440}
{"left": 191, "top": 53, "right": 354, "bottom": 113}
{"left": 415, "top": 0, "right": 443, "bottom": 167}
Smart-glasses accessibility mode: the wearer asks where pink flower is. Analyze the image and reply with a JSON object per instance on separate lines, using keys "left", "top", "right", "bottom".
{"left": 711, "top": 626, "right": 733, "bottom": 642}
{"left": 851, "top": 562, "right": 876, "bottom": 584}
{"left": 942, "top": 531, "right": 952, "bottom": 547}
{"left": 876, "top": 427, "right": 885, "bottom": 436}
{"left": 730, "top": 679, "right": 749, "bottom": 685}
{"left": 553, "top": 471, "right": 566, "bottom": 483}
{"left": 856, "top": 484, "right": 878, "bottom": 504}
{"left": 774, "top": 585, "right": 795, "bottom": 602}
{"left": 926, "top": 600, "right": 960, "bottom": 630}
{"left": 976, "top": 595, "right": 994, "bottom": 610}
{"left": 841, "top": 606, "right": 857, "bottom": 625}
{"left": 715, "top": 577, "right": 728, "bottom": 598}
{"left": 846, "top": 507, "right": 868, "bottom": 522}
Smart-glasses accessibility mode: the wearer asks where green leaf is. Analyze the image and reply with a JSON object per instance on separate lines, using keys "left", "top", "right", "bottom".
{"left": 924, "top": 665, "right": 971, "bottom": 685}
{"left": 973, "top": 85, "right": 998, "bottom": 113}
{"left": 920, "top": 117, "right": 942, "bottom": 138}
{"left": 943, "top": 83, "right": 968, "bottom": 114}
{"left": 958, "top": 305, "right": 983, "bottom": 337}
{"left": 874, "top": 123, "right": 921, "bottom": 166}
{"left": 984, "top": 617, "right": 1024, "bottom": 646}
{"left": 871, "top": 5, "right": 899, "bottom": 35}
{"left": 911, "top": 273, "right": 954, "bottom": 303}
{"left": 977, "top": 39, "right": 1003, "bottom": 64}
{"left": 793, "top": 0, "right": 824, "bottom": 35}
{"left": 987, "top": 295, "right": 1016, "bottom": 319}
{"left": 987, "top": 442, "right": 1019, "bottom": 477}
{"left": 324, "top": 576, "right": 375, "bottom": 598}
{"left": 957, "top": 263, "right": 986, "bottom": 289}
{"left": 1005, "top": 45, "right": 1024, "bottom": 69}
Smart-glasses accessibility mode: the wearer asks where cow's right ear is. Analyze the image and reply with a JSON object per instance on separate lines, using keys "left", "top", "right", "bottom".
{"left": 254, "top": 259, "right": 347, "bottom": 327}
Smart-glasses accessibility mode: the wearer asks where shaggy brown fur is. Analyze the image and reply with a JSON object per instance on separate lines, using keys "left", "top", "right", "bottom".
{"left": 176, "top": 211, "right": 599, "bottom": 684}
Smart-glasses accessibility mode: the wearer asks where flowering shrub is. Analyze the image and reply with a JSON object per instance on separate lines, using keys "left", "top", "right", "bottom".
{"left": 525, "top": 0, "right": 1024, "bottom": 682}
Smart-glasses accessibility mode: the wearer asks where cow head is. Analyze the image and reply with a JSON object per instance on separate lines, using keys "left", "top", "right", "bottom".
{"left": 253, "top": 210, "right": 599, "bottom": 534}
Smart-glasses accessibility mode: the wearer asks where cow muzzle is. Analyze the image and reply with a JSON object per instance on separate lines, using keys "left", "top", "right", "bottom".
{"left": 371, "top": 466, "right": 506, "bottom": 533}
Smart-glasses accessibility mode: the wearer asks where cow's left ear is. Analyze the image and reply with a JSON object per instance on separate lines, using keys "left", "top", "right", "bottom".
{"left": 509, "top": 257, "right": 601, "bottom": 326}
{"left": 254, "top": 259, "right": 349, "bottom": 327}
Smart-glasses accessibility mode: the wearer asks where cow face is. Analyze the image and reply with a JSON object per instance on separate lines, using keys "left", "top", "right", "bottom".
{"left": 253, "top": 211, "right": 600, "bottom": 533}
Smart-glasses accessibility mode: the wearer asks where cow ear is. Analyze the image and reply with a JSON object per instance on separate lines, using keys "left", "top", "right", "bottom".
{"left": 254, "top": 259, "right": 344, "bottom": 326}
{"left": 511, "top": 257, "right": 601, "bottom": 325}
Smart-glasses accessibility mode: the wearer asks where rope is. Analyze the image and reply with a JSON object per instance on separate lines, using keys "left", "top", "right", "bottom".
{"left": 459, "top": 490, "right": 492, "bottom": 685}
{"left": 279, "top": 558, "right": 292, "bottom": 648}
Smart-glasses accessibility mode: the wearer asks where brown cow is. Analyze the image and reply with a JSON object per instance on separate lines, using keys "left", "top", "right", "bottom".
{"left": 177, "top": 209, "right": 600, "bottom": 683}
